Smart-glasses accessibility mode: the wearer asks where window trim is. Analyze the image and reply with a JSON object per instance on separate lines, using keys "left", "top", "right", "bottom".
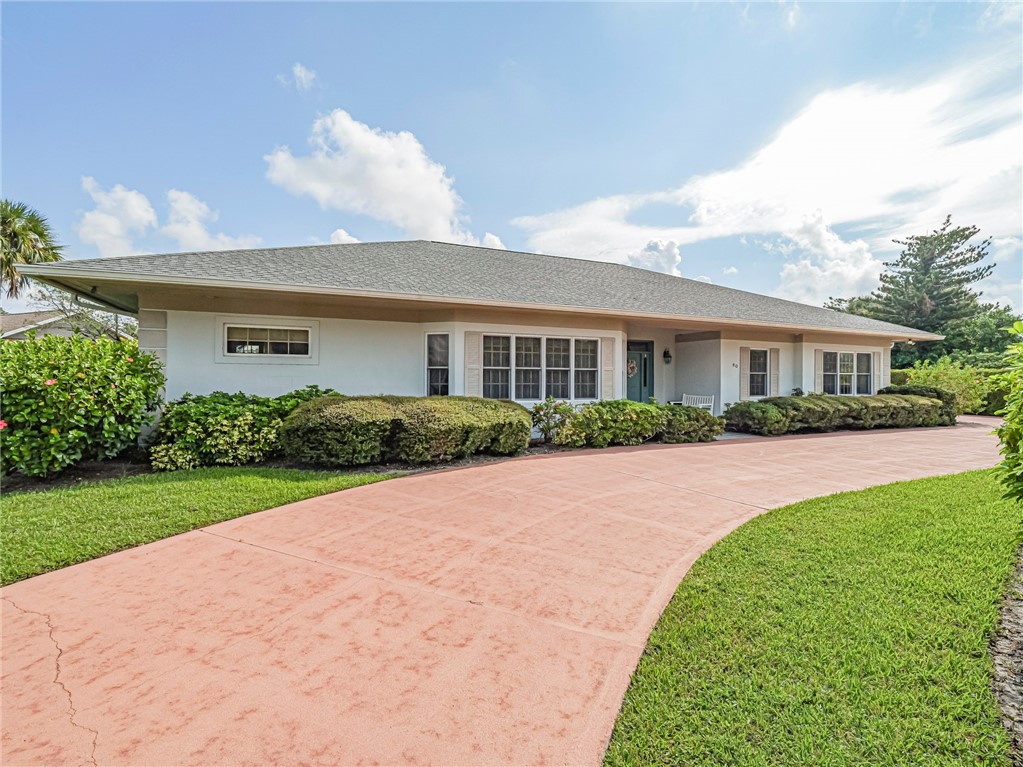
{"left": 821, "top": 350, "right": 873, "bottom": 395}
{"left": 480, "top": 333, "right": 601, "bottom": 403}
{"left": 747, "top": 347, "right": 769, "bottom": 399}
{"left": 425, "top": 332, "right": 450, "bottom": 396}
{"left": 216, "top": 317, "right": 319, "bottom": 365}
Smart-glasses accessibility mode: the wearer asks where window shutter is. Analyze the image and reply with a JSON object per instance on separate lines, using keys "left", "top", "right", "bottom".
{"left": 464, "top": 332, "right": 482, "bottom": 397}
{"left": 600, "top": 337, "right": 615, "bottom": 399}
{"left": 739, "top": 346, "right": 750, "bottom": 400}
{"left": 873, "top": 350, "right": 883, "bottom": 393}
{"left": 814, "top": 349, "right": 824, "bottom": 393}
{"left": 769, "top": 347, "right": 780, "bottom": 396}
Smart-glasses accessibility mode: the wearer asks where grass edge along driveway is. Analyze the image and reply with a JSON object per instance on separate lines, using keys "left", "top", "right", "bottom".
{"left": 0, "top": 467, "right": 397, "bottom": 585}
{"left": 605, "top": 469, "right": 1022, "bottom": 767}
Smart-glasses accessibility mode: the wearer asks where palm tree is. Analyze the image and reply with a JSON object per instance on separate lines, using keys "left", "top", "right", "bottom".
{"left": 1, "top": 200, "right": 63, "bottom": 299}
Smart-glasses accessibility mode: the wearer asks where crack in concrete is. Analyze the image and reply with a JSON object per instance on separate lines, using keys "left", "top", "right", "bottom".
{"left": 2, "top": 597, "right": 99, "bottom": 767}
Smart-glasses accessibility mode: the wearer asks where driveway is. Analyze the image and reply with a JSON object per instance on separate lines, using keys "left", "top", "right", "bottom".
{"left": 1, "top": 418, "right": 1002, "bottom": 766}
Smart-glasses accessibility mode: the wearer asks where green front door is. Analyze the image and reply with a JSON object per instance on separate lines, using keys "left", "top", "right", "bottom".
{"left": 626, "top": 346, "right": 653, "bottom": 403}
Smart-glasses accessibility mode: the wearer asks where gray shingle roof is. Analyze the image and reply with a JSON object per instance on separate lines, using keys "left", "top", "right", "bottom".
{"left": 23, "top": 240, "right": 935, "bottom": 338}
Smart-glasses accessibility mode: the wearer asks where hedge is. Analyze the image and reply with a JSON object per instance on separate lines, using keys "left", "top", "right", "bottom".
{"left": 0, "top": 335, "right": 165, "bottom": 477}
{"left": 891, "top": 366, "right": 1008, "bottom": 415}
{"left": 150, "top": 385, "right": 338, "bottom": 471}
{"left": 553, "top": 400, "right": 726, "bottom": 448}
{"left": 279, "top": 395, "right": 532, "bottom": 466}
{"left": 725, "top": 393, "right": 950, "bottom": 436}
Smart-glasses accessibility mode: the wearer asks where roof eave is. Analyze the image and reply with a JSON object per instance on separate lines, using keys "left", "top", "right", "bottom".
{"left": 17, "top": 265, "right": 940, "bottom": 342}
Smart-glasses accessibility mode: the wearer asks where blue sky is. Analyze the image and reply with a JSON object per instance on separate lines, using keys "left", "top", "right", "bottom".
{"left": 3, "top": 1, "right": 1021, "bottom": 312}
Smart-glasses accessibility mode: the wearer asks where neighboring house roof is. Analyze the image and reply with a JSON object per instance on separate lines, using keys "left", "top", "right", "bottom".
{"left": 18, "top": 240, "right": 940, "bottom": 339}
{"left": 0, "top": 310, "right": 66, "bottom": 339}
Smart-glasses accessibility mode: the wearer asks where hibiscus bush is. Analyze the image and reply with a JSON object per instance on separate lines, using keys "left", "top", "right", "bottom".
{"left": 904, "top": 357, "right": 987, "bottom": 415}
{"left": 0, "top": 334, "right": 165, "bottom": 477}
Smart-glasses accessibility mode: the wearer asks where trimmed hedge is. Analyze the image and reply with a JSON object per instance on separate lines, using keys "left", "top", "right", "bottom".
{"left": 877, "top": 385, "right": 957, "bottom": 425}
{"left": 150, "top": 385, "right": 339, "bottom": 471}
{"left": 553, "top": 400, "right": 726, "bottom": 448}
{"left": 279, "top": 395, "right": 532, "bottom": 466}
{"left": 725, "top": 392, "right": 950, "bottom": 436}
{"left": 0, "top": 335, "right": 165, "bottom": 477}
{"left": 661, "top": 404, "right": 726, "bottom": 444}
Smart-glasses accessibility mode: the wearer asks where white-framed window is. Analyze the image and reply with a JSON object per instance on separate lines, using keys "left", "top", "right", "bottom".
{"left": 822, "top": 351, "right": 873, "bottom": 395}
{"left": 748, "top": 348, "right": 769, "bottom": 397}
{"left": 426, "top": 333, "right": 449, "bottom": 396}
{"left": 225, "top": 325, "right": 311, "bottom": 357}
{"left": 481, "top": 334, "right": 600, "bottom": 402}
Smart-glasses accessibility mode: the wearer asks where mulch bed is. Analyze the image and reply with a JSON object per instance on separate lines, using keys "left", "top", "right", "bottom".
{"left": 992, "top": 548, "right": 1023, "bottom": 765}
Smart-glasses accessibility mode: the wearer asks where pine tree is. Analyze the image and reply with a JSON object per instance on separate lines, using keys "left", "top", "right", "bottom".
{"left": 868, "top": 215, "right": 993, "bottom": 334}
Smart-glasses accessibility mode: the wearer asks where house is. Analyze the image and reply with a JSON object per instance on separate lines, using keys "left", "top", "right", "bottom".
{"left": 1, "top": 310, "right": 85, "bottom": 340}
{"left": 19, "top": 240, "right": 939, "bottom": 413}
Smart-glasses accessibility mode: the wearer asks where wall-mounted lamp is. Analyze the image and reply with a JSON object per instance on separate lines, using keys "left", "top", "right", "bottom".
{"left": 663, "top": 348, "right": 673, "bottom": 364}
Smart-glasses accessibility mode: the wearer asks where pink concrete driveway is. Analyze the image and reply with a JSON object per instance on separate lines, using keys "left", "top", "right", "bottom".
{"left": 1, "top": 418, "right": 1001, "bottom": 766}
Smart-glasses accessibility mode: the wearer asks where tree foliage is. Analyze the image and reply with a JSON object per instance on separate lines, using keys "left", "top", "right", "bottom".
{"left": 827, "top": 217, "right": 1019, "bottom": 366}
{"left": 995, "top": 321, "right": 1023, "bottom": 503}
{"left": 29, "top": 284, "right": 137, "bottom": 339}
{"left": 1, "top": 200, "right": 63, "bottom": 299}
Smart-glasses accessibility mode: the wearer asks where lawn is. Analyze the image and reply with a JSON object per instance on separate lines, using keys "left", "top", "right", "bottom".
{"left": 0, "top": 467, "right": 397, "bottom": 585}
{"left": 605, "top": 469, "right": 1022, "bottom": 767}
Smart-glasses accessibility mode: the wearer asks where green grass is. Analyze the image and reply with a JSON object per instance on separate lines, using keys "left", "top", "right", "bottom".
{"left": 0, "top": 467, "right": 397, "bottom": 585}
{"left": 605, "top": 470, "right": 1023, "bottom": 767}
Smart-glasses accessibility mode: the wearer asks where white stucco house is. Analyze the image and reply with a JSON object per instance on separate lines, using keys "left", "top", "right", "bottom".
{"left": 20, "top": 240, "right": 938, "bottom": 414}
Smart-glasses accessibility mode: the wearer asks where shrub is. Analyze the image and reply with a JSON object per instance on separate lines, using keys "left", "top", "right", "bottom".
{"left": 279, "top": 395, "right": 531, "bottom": 466}
{"left": 904, "top": 357, "right": 986, "bottom": 415}
{"left": 531, "top": 396, "right": 575, "bottom": 443}
{"left": 661, "top": 405, "right": 725, "bottom": 443}
{"left": 995, "top": 321, "right": 1023, "bottom": 502}
{"left": 877, "top": 385, "right": 957, "bottom": 425}
{"left": 725, "top": 393, "right": 946, "bottom": 435}
{"left": 0, "top": 335, "right": 165, "bottom": 477}
{"left": 150, "top": 385, "right": 339, "bottom": 471}
{"left": 278, "top": 396, "right": 398, "bottom": 466}
{"left": 555, "top": 400, "right": 665, "bottom": 448}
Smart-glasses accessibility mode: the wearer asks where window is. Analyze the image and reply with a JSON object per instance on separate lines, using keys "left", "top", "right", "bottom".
{"left": 748, "top": 349, "right": 768, "bottom": 397}
{"left": 427, "top": 334, "right": 449, "bottom": 396}
{"left": 822, "top": 351, "right": 872, "bottom": 395}
{"left": 574, "top": 339, "right": 598, "bottom": 399}
{"left": 545, "top": 338, "right": 571, "bottom": 399}
{"left": 483, "top": 335, "right": 511, "bottom": 399}
{"left": 226, "top": 326, "right": 310, "bottom": 356}
{"left": 515, "top": 337, "right": 541, "bottom": 399}
{"left": 479, "top": 334, "right": 600, "bottom": 401}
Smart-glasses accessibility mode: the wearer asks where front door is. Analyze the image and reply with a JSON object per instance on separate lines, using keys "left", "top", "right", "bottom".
{"left": 626, "top": 341, "right": 653, "bottom": 402}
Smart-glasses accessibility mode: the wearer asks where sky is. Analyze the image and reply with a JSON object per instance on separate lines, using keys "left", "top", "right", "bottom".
{"left": 3, "top": 1, "right": 1021, "bottom": 313}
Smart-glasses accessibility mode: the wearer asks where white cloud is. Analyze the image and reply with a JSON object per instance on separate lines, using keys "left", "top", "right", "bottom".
{"left": 978, "top": 1, "right": 1022, "bottom": 30}
{"left": 76, "top": 177, "right": 157, "bottom": 258}
{"left": 723, "top": 266, "right": 738, "bottom": 275}
{"left": 159, "top": 190, "right": 261, "bottom": 252}
{"left": 780, "top": 0, "right": 800, "bottom": 29}
{"left": 329, "top": 228, "right": 360, "bottom": 244}
{"left": 514, "top": 42, "right": 1021, "bottom": 305}
{"left": 278, "top": 62, "right": 317, "bottom": 91}
{"left": 695, "top": 275, "right": 712, "bottom": 284}
{"left": 266, "top": 109, "right": 496, "bottom": 245}
{"left": 626, "top": 239, "right": 681, "bottom": 276}
{"left": 482, "top": 232, "right": 507, "bottom": 249}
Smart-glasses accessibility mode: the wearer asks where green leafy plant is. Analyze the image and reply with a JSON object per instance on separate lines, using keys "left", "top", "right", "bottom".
{"left": 278, "top": 395, "right": 531, "bottom": 467}
{"left": 150, "top": 385, "right": 339, "bottom": 471}
{"left": 661, "top": 405, "right": 725, "bottom": 443}
{"left": 555, "top": 399, "right": 665, "bottom": 448}
{"left": 530, "top": 396, "right": 576, "bottom": 443}
{"left": 0, "top": 334, "right": 165, "bottom": 477}
{"left": 877, "top": 384, "right": 957, "bottom": 425}
{"left": 995, "top": 321, "right": 1023, "bottom": 502}
{"left": 904, "top": 357, "right": 986, "bottom": 415}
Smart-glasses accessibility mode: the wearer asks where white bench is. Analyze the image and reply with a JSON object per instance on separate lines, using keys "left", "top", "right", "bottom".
{"left": 669, "top": 394, "right": 715, "bottom": 412}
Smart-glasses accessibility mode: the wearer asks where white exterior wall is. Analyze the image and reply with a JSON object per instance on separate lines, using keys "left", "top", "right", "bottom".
{"left": 165, "top": 311, "right": 427, "bottom": 400}
{"left": 163, "top": 310, "right": 625, "bottom": 403}
{"left": 675, "top": 339, "right": 721, "bottom": 411}
{"left": 719, "top": 339, "right": 799, "bottom": 407}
